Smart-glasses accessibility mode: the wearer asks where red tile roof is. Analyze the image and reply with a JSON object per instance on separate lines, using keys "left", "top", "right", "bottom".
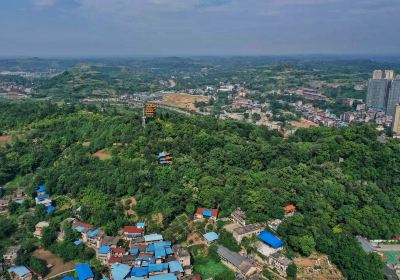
{"left": 191, "top": 275, "right": 202, "bottom": 280}
{"left": 111, "top": 247, "right": 125, "bottom": 254}
{"left": 108, "top": 257, "right": 123, "bottom": 264}
{"left": 72, "top": 220, "right": 95, "bottom": 230}
{"left": 195, "top": 208, "right": 218, "bottom": 218}
{"left": 123, "top": 226, "right": 144, "bottom": 234}
{"left": 283, "top": 204, "right": 296, "bottom": 213}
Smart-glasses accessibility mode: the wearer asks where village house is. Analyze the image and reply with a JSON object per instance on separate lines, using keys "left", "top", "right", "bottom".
{"left": 75, "top": 263, "right": 94, "bottom": 280}
{"left": 0, "top": 198, "right": 10, "bottom": 212}
{"left": 7, "top": 266, "right": 32, "bottom": 280}
{"left": 34, "top": 221, "right": 49, "bottom": 239}
{"left": 97, "top": 246, "right": 111, "bottom": 264}
{"left": 168, "top": 261, "right": 184, "bottom": 278}
{"left": 217, "top": 246, "right": 258, "bottom": 277}
{"left": 203, "top": 232, "right": 219, "bottom": 244}
{"left": 267, "top": 252, "right": 293, "bottom": 277}
{"left": 3, "top": 246, "right": 21, "bottom": 265}
{"left": 109, "top": 247, "right": 126, "bottom": 258}
{"left": 194, "top": 208, "right": 218, "bottom": 221}
{"left": 101, "top": 236, "right": 120, "bottom": 248}
{"left": 82, "top": 228, "right": 102, "bottom": 248}
{"left": 172, "top": 245, "right": 192, "bottom": 275}
{"left": 232, "top": 224, "right": 263, "bottom": 243}
{"left": 231, "top": 208, "right": 246, "bottom": 226}
{"left": 122, "top": 226, "right": 145, "bottom": 240}
{"left": 283, "top": 204, "right": 296, "bottom": 217}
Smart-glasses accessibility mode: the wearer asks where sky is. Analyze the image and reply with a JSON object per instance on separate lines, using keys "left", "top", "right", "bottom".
{"left": 0, "top": 0, "right": 399, "bottom": 56}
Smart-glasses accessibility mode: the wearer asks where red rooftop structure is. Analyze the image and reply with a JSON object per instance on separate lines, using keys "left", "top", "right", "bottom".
{"left": 195, "top": 208, "right": 219, "bottom": 221}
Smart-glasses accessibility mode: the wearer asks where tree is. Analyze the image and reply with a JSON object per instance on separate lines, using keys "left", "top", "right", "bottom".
{"left": 287, "top": 263, "right": 297, "bottom": 280}
{"left": 42, "top": 226, "right": 58, "bottom": 248}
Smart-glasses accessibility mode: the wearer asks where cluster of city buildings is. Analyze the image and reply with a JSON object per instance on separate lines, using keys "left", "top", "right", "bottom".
{"left": 366, "top": 70, "right": 400, "bottom": 134}
{"left": 357, "top": 236, "right": 400, "bottom": 280}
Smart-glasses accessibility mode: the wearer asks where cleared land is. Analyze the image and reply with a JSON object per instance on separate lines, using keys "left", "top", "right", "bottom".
{"left": 0, "top": 135, "right": 12, "bottom": 146}
{"left": 93, "top": 149, "right": 112, "bottom": 160}
{"left": 33, "top": 248, "right": 77, "bottom": 279}
{"left": 158, "top": 93, "right": 209, "bottom": 111}
{"left": 295, "top": 253, "right": 344, "bottom": 280}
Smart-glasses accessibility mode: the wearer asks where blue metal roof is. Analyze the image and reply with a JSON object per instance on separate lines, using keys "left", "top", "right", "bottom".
{"left": 87, "top": 229, "right": 100, "bottom": 238}
{"left": 203, "top": 232, "right": 219, "bottom": 242}
{"left": 74, "top": 226, "right": 86, "bottom": 233}
{"left": 203, "top": 209, "right": 212, "bottom": 217}
{"left": 98, "top": 246, "right": 111, "bottom": 254}
{"left": 36, "top": 185, "right": 46, "bottom": 193}
{"left": 149, "top": 273, "right": 177, "bottom": 280}
{"left": 154, "top": 247, "right": 166, "bottom": 259}
{"left": 131, "top": 267, "right": 148, "bottom": 277}
{"left": 130, "top": 248, "right": 139, "bottom": 255}
{"left": 46, "top": 205, "right": 56, "bottom": 213}
{"left": 8, "top": 266, "right": 30, "bottom": 277}
{"left": 148, "top": 263, "right": 168, "bottom": 273}
{"left": 36, "top": 194, "right": 50, "bottom": 200}
{"left": 136, "top": 222, "right": 145, "bottom": 228}
{"left": 257, "top": 231, "right": 284, "bottom": 248}
{"left": 75, "top": 263, "right": 94, "bottom": 280}
{"left": 158, "top": 152, "right": 167, "bottom": 158}
{"left": 111, "top": 263, "right": 132, "bottom": 280}
{"left": 74, "top": 240, "right": 82, "bottom": 246}
{"left": 165, "top": 247, "right": 173, "bottom": 255}
{"left": 144, "top": 234, "right": 163, "bottom": 242}
{"left": 168, "top": 261, "right": 184, "bottom": 273}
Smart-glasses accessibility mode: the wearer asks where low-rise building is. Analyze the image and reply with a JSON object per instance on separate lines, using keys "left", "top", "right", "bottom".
{"left": 232, "top": 224, "right": 263, "bottom": 243}
{"left": 3, "top": 246, "right": 21, "bottom": 265}
{"left": 267, "top": 252, "right": 293, "bottom": 277}
{"left": 194, "top": 208, "right": 218, "bottom": 221}
{"left": 217, "top": 246, "right": 257, "bottom": 277}
{"left": 0, "top": 198, "right": 10, "bottom": 212}
{"left": 34, "top": 221, "right": 49, "bottom": 239}
{"left": 203, "top": 232, "right": 219, "bottom": 244}
{"left": 122, "top": 226, "right": 145, "bottom": 240}
{"left": 7, "top": 265, "right": 32, "bottom": 280}
{"left": 231, "top": 208, "right": 246, "bottom": 226}
{"left": 173, "top": 245, "right": 192, "bottom": 275}
{"left": 75, "top": 263, "right": 94, "bottom": 280}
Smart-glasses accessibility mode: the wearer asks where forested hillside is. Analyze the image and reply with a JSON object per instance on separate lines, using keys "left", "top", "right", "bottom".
{"left": 1, "top": 100, "right": 400, "bottom": 279}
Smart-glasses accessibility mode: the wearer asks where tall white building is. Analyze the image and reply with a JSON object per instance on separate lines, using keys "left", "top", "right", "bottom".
{"left": 385, "top": 70, "right": 394, "bottom": 80}
{"left": 373, "top": 70, "right": 383, "bottom": 79}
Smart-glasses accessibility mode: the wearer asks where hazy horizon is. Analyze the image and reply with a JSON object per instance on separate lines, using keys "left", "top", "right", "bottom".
{"left": 1, "top": 0, "right": 400, "bottom": 57}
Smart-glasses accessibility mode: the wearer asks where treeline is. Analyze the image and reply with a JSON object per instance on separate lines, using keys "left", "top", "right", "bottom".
{"left": 1, "top": 101, "right": 399, "bottom": 279}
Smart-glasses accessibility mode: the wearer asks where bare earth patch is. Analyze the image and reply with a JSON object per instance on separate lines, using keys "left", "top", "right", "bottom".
{"left": 0, "top": 135, "right": 12, "bottom": 146}
{"left": 33, "top": 248, "right": 77, "bottom": 278}
{"left": 295, "top": 253, "right": 344, "bottom": 280}
{"left": 158, "top": 93, "right": 209, "bottom": 111}
{"left": 93, "top": 149, "right": 112, "bottom": 160}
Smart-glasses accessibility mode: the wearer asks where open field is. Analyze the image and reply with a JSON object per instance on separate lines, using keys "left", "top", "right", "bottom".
{"left": 158, "top": 92, "right": 209, "bottom": 111}
{"left": 93, "top": 149, "right": 112, "bottom": 160}
{"left": 33, "top": 249, "right": 77, "bottom": 279}
{"left": 194, "top": 258, "right": 232, "bottom": 279}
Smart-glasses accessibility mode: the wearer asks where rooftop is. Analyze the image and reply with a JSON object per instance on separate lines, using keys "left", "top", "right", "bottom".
{"left": 233, "top": 224, "right": 262, "bottom": 235}
{"left": 111, "top": 263, "right": 132, "bottom": 280}
{"left": 75, "top": 263, "right": 94, "bottom": 280}
{"left": 144, "top": 234, "right": 163, "bottom": 242}
{"left": 217, "top": 246, "right": 256, "bottom": 275}
{"left": 257, "top": 231, "right": 284, "bottom": 248}
{"left": 195, "top": 208, "right": 218, "bottom": 218}
{"left": 203, "top": 232, "right": 219, "bottom": 242}
{"left": 8, "top": 266, "right": 30, "bottom": 277}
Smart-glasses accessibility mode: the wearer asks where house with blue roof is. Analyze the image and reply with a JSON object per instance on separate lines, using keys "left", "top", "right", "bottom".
{"left": 35, "top": 185, "right": 46, "bottom": 196}
{"left": 75, "top": 263, "right": 94, "bottom": 280}
{"left": 131, "top": 267, "right": 148, "bottom": 278}
{"left": 149, "top": 273, "right": 177, "bottom": 280}
{"left": 8, "top": 265, "right": 32, "bottom": 280}
{"left": 136, "top": 222, "right": 145, "bottom": 228}
{"left": 158, "top": 152, "right": 172, "bottom": 165}
{"left": 111, "top": 263, "right": 132, "bottom": 280}
{"left": 168, "top": 261, "right": 184, "bottom": 276}
{"left": 144, "top": 234, "right": 163, "bottom": 243}
{"left": 203, "top": 232, "right": 219, "bottom": 243}
{"left": 148, "top": 263, "right": 168, "bottom": 275}
{"left": 257, "top": 231, "right": 284, "bottom": 248}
